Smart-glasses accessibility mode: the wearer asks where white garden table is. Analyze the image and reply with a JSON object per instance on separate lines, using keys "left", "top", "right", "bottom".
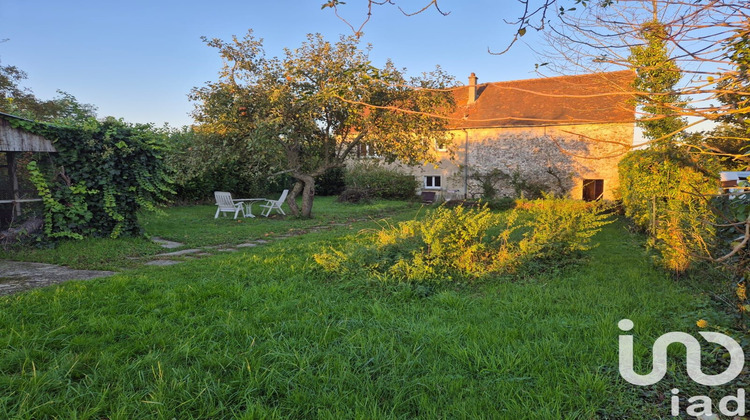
{"left": 232, "top": 198, "right": 268, "bottom": 218}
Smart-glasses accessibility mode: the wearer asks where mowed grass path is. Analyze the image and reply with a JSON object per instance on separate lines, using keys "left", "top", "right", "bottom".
{"left": 0, "top": 197, "right": 414, "bottom": 270}
{"left": 0, "top": 208, "right": 720, "bottom": 418}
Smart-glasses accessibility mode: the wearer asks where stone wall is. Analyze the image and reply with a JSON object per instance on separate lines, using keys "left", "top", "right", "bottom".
{"left": 398, "top": 123, "right": 634, "bottom": 201}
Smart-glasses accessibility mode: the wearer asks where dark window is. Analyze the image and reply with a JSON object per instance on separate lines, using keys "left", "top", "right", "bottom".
{"left": 424, "top": 175, "right": 441, "bottom": 189}
{"left": 582, "top": 179, "right": 604, "bottom": 201}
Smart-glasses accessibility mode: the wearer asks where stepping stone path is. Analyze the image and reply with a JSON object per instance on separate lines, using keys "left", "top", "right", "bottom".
{"left": 144, "top": 260, "right": 183, "bottom": 267}
{"left": 156, "top": 249, "right": 202, "bottom": 257}
{"left": 143, "top": 221, "right": 364, "bottom": 267}
{"left": 2, "top": 213, "right": 397, "bottom": 295}
{"left": 151, "top": 237, "right": 184, "bottom": 249}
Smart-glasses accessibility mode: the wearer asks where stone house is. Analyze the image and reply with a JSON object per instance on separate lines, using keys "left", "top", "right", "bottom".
{"left": 378, "top": 70, "right": 636, "bottom": 201}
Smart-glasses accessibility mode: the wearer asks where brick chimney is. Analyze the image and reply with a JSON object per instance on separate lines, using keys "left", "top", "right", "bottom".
{"left": 468, "top": 72, "right": 478, "bottom": 104}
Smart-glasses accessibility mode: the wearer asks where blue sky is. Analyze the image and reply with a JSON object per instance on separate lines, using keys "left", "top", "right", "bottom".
{"left": 0, "top": 0, "right": 547, "bottom": 127}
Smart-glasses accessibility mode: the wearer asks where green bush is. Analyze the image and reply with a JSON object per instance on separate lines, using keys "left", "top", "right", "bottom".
{"left": 481, "top": 197, "right": 517, "bottom": 211}
{"left": 618, "top": 148, "right": 718, "bottom": 273}
{"left": 315, "top": 198, "right": 612, "bottom": 283}
{"left": 344, "top": 162, "right": 418, "bottom": 200}
{"left": 20, "top": 116, "right": 173, "bottom": 239}
{"left": 164, "top": 128, "right": 289, "bottom": 202}
{"left": 514, "top": 198, "right": 613, "bottom": 260}
{"left": 337, "top": 187, "right": 372, "bottom": 204}
{"left": 316, "top": 167, "right": 346, "bottom": 196}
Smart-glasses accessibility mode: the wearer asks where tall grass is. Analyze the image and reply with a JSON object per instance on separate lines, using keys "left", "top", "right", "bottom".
{"left": 0, "top": 197, "right": 415, "bottom": 270}
{"left": 0, "top": 216, "right": 724, "bottom": 418}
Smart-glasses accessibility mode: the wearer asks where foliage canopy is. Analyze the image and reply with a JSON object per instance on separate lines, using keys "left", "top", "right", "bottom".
{"left": 618, "top": 148, "right": 718, "bottom": 274}
{"left": 315, "top": 199, "right": 611, "bottom": 283}
{"left": 191, "top": 31, "right": 454, "bottom": 217}
{"left": 0, "top": 59, "right": 96, "bottom": 124}
{"left": 10, "top": 115, "right": 173, "bottom": 239}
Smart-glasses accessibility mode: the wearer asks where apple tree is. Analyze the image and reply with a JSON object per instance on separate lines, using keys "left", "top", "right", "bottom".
{"left": 190, "top": 31, "right": 454, "bottom": 217}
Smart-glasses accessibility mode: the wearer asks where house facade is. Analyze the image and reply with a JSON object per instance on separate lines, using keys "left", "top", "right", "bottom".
{"left": 394, "top": 70, "right": 636, "bottom": 201}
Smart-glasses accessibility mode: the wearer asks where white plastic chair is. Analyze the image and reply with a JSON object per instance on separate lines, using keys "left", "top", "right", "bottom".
{"left": 259, "top": 189, "right": 289, "bottom": 217}
{"left": 214, "top": 191, "right": 246, "bottom": 219}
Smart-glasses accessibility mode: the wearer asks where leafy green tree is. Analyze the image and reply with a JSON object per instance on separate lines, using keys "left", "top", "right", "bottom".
{"left": 164, "top": 126, "right": 284, "bottom": 201}
{"left": 0, "top": 60, "right": 27, "bottom": 104}
{"left": 0, "top": 59, "right": 96, "bottom": 123}
{"left": 190, "top": 31, "right": 454, "bottom": 218}
{"left": 700, "top": 123, "right": 749, "bottom": 169}
{"left": 718, "top": 25, "right": 749, "bottom": 128}
{"left": 628, "top": 20, "right": 685, "bottom": 146}
{"left": 714, "top": 24, "right": 750, "bottom": 169}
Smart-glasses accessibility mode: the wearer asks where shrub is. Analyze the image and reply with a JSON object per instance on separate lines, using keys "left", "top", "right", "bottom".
{"left": 164, "top": 128, "right": 288, "bottom": 202}
{"left": 618, "top": 148, "right": 718, "bottom": 273}
{"left": 515, "top": 197, "right": 611, "bottom": 260}
{"left": 21, "top": 116, "right": 173, "bottom": 239}
{"left": 315, "top": 198, "right": 612, "bottom": 284}
{"left": 316, "top": 167, "right": 346, "bottom": 196}
{"left": 344, "top": 162, "right": 418, "bottom": 200}
{"left": 482, "top": 197, "right": 517, "bottom": 211}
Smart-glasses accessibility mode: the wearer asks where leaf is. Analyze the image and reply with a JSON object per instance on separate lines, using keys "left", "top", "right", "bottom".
{"left": 518, "top": 28, "right": 527, "bottom": 37}
{"left": 321, "top": 0, "right": 344, "bottom": 9}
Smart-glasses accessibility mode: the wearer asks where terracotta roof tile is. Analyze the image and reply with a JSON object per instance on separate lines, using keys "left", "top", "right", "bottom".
{"left": 448, "top": 70, "right": 635, "bottom": 129}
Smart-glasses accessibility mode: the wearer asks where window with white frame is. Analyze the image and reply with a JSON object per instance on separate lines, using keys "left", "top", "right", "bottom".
{"left": 434, "top": 139, "right": 448, "bottom": 152}
{"left": 424, "top": 175, "right": 442, "bottom": 189}
{"left": 357, "top": 143, "right": 381, "bottom": 158}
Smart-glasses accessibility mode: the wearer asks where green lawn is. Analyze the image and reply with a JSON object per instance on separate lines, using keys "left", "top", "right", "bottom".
{"left": 0, "top": 197, "right": 416, "bottom": 271}
{"left": 0, "top": 204, "right": 728, "bottom": 419}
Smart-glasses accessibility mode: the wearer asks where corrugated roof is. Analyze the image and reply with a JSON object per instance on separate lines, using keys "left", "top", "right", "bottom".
{"left": 448, "top": 70, "right": 635, "bottom": 129}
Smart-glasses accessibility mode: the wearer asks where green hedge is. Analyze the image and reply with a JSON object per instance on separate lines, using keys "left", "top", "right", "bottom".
{"left": 10, "top": 115, "right": 173, "bottom": 239}
{"left": 344, "top": 162, "right": 418, "bottom": 200}
{"left": 618, "top": 148, "right": 718, "bottom": 273}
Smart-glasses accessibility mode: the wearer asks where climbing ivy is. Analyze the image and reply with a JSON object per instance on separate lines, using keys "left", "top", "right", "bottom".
{"left": 6, "top": 114, "right": 173, "bottom": 239}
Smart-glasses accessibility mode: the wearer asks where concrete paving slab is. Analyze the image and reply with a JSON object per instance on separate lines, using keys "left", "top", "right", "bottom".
{"left": 155, "top": 249, "right": 202, "bottom": 257}
{"left": 0, "top": 260, "right": 116, "bottom": 296}
{"left": 144, "top": 260, "right": 183, "bottom": 266}
{"left": 151, "top": 237, "right": 184, "bottom": 249}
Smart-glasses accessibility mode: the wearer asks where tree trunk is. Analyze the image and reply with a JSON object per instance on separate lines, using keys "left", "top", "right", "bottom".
{"left": 286, "top": 174, "right": 316, "bottom": 218}
{"left": 300, "top": 177, "right": 315, "bottom": 218}
{"left": 286, "top": 180, "right": 304, "bottom": 217}
{"left": 0, "top": 217, "right": 43, "bottom": 247}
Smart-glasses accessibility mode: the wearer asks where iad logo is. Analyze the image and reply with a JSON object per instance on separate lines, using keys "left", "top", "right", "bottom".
{"left": 618, "top": 319, "right": 744, "bottom": 386}
{"left": 618, "top": 319, "right": 746, "bottom": 417}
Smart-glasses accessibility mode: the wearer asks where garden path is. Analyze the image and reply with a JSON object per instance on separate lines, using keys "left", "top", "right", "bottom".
{"left": 0, "top": 260, "right": 115, "bottom": 296}
{"left": 0, "top": 219, "right": 359, "bottom": 296}
{"left": 143, "top": 220, "right": 352, "bottom": 265}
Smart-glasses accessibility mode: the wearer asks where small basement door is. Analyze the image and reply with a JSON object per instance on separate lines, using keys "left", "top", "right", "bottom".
{"left": 582, "top": 179, "right": 604, "bottom": 201}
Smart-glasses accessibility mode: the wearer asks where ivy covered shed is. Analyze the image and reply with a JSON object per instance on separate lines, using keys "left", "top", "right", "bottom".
{"left": 0, "top": 112, "right": 56, "bottom": 225}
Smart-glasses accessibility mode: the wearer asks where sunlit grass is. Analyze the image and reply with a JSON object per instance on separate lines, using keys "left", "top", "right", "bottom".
{"left": 0, "top": 197, "right": 416, "bottom": 270}
{"left": 0, "top": 217, "right": 722, "bottom": 418}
